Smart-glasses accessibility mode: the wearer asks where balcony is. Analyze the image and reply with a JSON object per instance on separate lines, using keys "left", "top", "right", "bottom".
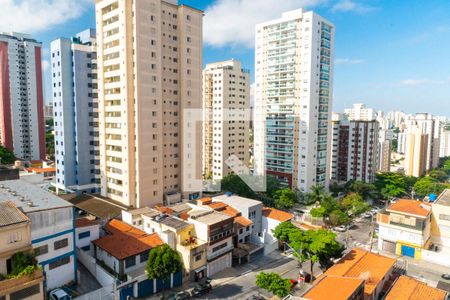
{"left": 0, "top": 269, "right": 43, "bottom": 297}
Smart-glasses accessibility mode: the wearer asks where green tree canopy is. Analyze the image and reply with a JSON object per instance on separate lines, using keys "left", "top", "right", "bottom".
{"left": 256, "top": 272, "right": 291, "bottom": 298}
{"left": 273, "top": 221, "right": 298, "bottom": 243}
{"left": 413, "top": 176, "right": 449, "bottom": 198}
{"left": 346, "top": 181, "right": 377, "bottom": 200}
{"left": 429, "top": 169, "right": 449, "bottom": 182}
{"left": 146, "top": 244, "right": 183, "bottom": 293}
{"left": 340, "top": 193, "right": 370, "bottom": 217}
{"left": 266, "top": 176, "right": 283, "bottom": 199}
{"left": 329, "top": 209, "right": 350, "bottom": 226}
{"left": 220, "top": 174, "right": 258, "bottom": 199}
{"left": 0, "top": 145, "right": 15, "bottom": 165}
{"left": 308, "top": 185, "right": 326, "bottom": 204}
{"left": 375, "top": 172, "right": 409, "bottom": 199}
{"left": 274, "top": 188, "right": 296, "bottom": 210}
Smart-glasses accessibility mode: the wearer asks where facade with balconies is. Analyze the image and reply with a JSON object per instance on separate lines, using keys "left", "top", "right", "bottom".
{"left": 377, "top": 199, "right": 431, "bottom": 259}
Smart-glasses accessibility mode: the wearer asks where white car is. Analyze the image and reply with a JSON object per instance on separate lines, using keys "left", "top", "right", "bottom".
{"left": 363, "top": 212, "right": 373, "bottom": 218}
{"left": 49, "top": 289, "right": 72, "bottom": 300}
{"left": 334, "top": 225, "right": 347, "bottom": 232}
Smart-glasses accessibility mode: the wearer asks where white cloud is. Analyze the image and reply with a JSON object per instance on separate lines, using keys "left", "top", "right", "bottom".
{"left": 335, "top": 58, "right": 365, "bottom": 65}
{"left": 204, "top": 0, "right": 325, "bottom": 48}
{"left": 41, "top": 60, "right": 50, "bottom": 71}
{"left": 0, "top": 0, "right": 92, "bottom": 33}
{"left": 399, "top": 79, "right": 447, "bottom": 86}
{"left": 331, "top": 0, "right": 377, "bottom": 13}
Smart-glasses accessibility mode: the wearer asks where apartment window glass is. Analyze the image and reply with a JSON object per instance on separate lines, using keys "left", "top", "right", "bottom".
{"left": 125, "top": 256, "right": 136, "bottom": 268}
{"left": 78, "top": 231, "right": 91, "bottom": 239}
{"left": 140, "top": 251, "right": 149, "bottom": 262}
{"left": 34, "top": 245, "right": 49, "bottom": 257}
{"left": 49, "top": 256, "right": 70, "bottom": 270}
{"left": 54, "top": 238, "right": 69, "bottom": 250}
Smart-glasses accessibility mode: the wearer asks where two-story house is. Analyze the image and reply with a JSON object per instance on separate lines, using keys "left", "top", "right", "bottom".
{"left": 377, "top": 199, "right": 432, "bottom": 259}
{"left": 93, "top": 219, "right": 164, "bottom": 279}
{"left": 124, "top": 209, "right": 208, "bottom": 282}
{"left": 187, "top": 209, "right": 234, "bottom": 277}
{"left": 0, "top": 201, "right": 44, "bottom": 300}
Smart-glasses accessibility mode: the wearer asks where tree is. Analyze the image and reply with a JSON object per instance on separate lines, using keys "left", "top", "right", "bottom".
{"left": 266, "top": 176, "right": 283, "bottom": 199}
{"left": 413, "top": 176, "right": 449, "bottom": 198}
{"left": 308, "top": 185, "right": 326, "bottom": 204}
{"left": 220, "top": 174, "right": 258, "bottom": 199}
{"left": 429, "top": 169, "right": 449, "bottom": 183}
{"left": 274, "top": 188, "right": 295, "bottom": 210}
{"left": 0, "top": 145, "right": 15, "bottom": 165}
{"left": 347, "top": 181, "right": 377, "bottom": 200}
{"left": 146, "top": 244, "right": 183, "bottom": 296}
{"left": 256, "top": 272, "right": 291, "bottom": 298}
{"left": 273, "top": 221, "right": 298, "bottom": 244}
{"left": 375, "top": 172, "right": 409, "bottom": 199}
{"left": 340, "top": 193, "right": 370, "bottom": 216}
{"left": 329, "top": 209, "right": 350, "bottom": 226}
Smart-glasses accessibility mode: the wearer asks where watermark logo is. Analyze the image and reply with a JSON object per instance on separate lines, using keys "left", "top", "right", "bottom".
{"left": 182, "top": 108, "right": 266, "bottom": 192}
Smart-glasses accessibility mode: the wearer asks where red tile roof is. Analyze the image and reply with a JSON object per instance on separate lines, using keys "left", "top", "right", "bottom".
{"left": 387, "top": 199, "right": 431, "bottom": 217}
{"left": 385, "top": 275, "right": 448, "bottom": 300}
{"left": 262, "top": 207, "right": 294, "bottom": 222}
{"left": 234, "top": 216, "right": 253, "bottom": 227}
{"left": 303, "top": 275, "right": 364, "bottom": 300}
{"left": 93, "top": 219, "right": 164, "bottom": 260}
{"left": 26, "top": 167, "right": 56, "bottom": 173}
{"left": 325, "top": 248, "right": 396, "bottom": 298}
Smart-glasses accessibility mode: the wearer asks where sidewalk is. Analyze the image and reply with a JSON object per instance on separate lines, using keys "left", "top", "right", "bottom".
{"left": 143, "top": 252, "right": 286, "bottom": 299}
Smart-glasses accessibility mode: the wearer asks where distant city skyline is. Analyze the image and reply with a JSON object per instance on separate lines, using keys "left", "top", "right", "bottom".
{"left": 1, "top": 0, "right": 449, "bottom": 117}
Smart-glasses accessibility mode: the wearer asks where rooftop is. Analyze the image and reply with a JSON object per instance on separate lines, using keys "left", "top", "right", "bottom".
{"left": 303, "top": 275, "right": 364, "bottom": 300}
{"left": 75, "top": 217, "right": 99, "bottom": 228}
{"left": 25, "top": 167, "right": 56, "bottom": 174}
{"left": 435, "top": 189, "right": 450, "bottom": 206}
{"left": 387, "top": 199, "right": 431, "bottom": 218}
{"left": 66, "top": 193, "right": 127, "bottom": 220}
{"left": 385, "top": 275, "right": 448, "bottom": 300}
{"left": 324, "top": 248, "right": 396, "bottom": 298}
{"left": 262, "top": 207, "right": 294, "bottom": 222}
{"left": 214, "top": 194, "right": 262, "bottom": 207}
{"left": 0, "top": 180, "right": 72, "bottom": 213}
{"left": 234, "top": 216, "right": 253, "bottom": 227}
{"left": 169, "top": 203, "right": 193, "bottom": 213}
{"left": 93, "top": 219, "right": 164, "bottom": 260}
{"left": 0, "top": 200, "right": 29, "bottom": 228}
{"left": 127, "top": 207, "right": 156, "bottom": 216}
{"left": 191, "top": 210, "right": 233, "bottom": 225}
{"left": 152, "top": 215, "right": 190, "bottom": 231}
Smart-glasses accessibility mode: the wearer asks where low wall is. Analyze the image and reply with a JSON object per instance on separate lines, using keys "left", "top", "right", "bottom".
{"left": 76, "top": 247, "right": 115, "bottom": 287}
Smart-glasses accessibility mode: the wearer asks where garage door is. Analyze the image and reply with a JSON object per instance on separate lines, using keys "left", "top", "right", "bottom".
{"left": 382, "top": 240, "right": 396, "bottom": 253}
{"left": 207, "top": 253, "right": 231, "bottom": 277}
{"left": 401, "top": 245, "right": 415, "bottom": 258}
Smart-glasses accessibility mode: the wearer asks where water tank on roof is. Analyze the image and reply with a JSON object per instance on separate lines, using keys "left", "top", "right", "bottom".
{"left": 226, "top": 192, "right": 232, "bottom": 197}
{"left": 429, "top": 194, "right": 438, "bottom": 202}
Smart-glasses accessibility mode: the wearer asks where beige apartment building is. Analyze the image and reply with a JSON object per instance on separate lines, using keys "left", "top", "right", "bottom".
{"left": 404, "top": 127, "right": 428, "bottom": 177}
{"left": 95, "top": 0, "right": 203, "bottom": 208}
{"left": 202, "top": 60, "right": 250, "bottom": 180}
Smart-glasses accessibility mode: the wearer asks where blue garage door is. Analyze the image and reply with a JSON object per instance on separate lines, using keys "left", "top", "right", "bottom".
{"left": 401, "top": 245, "right": 415, "bottom": 258}
{"left": 137, "top": 279, "right": 154, "bottom": 298}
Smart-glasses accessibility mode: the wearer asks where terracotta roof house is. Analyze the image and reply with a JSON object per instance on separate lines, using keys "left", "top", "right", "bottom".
{"left": 384, "top": 275, "right": 448, "bottom": 300}
{"left": 93, "top": 219, "right": 164, "bottom": 277}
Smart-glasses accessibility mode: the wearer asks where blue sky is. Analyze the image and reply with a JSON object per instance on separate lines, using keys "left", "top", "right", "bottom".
{"left": 1, "top": 0, "right": 449, "bottom": 116}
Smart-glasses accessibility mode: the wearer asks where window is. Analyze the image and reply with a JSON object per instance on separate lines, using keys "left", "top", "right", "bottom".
{"left": 81, "top": 245, "right": 90, "bottom": 252}
{"left": 212, "top": 242, "right": 227, "bottom": 253}
{"left": 34, "top": 245, "right": 48, "bottom": 257}
{"left": 140, "top": 252, "right": 149, "bottom": 262}
{"left": 439, "top": 214, "right": 450, "bottom": 221}
{"left": 194, "top": 254, "right": 202, "bottom": 262}
{"left": 78, "top": 231, "right": 91, "bottom": 239}
{"left": 9, "top": 284, "right": 40, "bottom": 299}
{"left": 54, "top": 238, "right": 69, "bottom": 250}
{"left": 125, "top": 256, "right": 136, "bottom": 268}
{"left": 49, "top": 256, "right": 70, "bottom": 270}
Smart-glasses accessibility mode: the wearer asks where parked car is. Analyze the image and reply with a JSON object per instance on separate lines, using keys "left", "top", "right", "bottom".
{"left": 442, "top": 274, "right": 450, "bottom": 280}
{"left": 165, "top": 291, "right": 191, "bottom": 300}
{"left": 363, "top": 212, "right": 372, "bottom": 218}
{"left": 334, "top": 225, "right": 347, "bottom": 232}
{"left": 290, "top": 278, "right": 298, "bottom": 289}
{"left": 191, "top": 283, "right": 212, "bottom": 298}
{"left": 299, "top": 271, "right": 312, "bottom": 283}
{"left": 49, "top": 289, "right": 72, "bottom": 300}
